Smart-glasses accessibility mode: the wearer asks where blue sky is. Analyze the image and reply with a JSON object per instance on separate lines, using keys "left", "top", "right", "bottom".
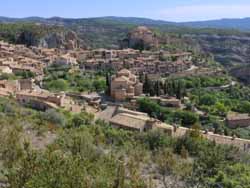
{"left": 1, "top": 0, "right": 250, "bottom": 22}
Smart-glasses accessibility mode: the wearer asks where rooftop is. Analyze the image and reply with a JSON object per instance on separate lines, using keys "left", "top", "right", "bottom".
{"left": 109, "top": 113, "right": 149, "bottom": 130}
{"left": 227, "top": 112, "right": 250, "bottom": 121}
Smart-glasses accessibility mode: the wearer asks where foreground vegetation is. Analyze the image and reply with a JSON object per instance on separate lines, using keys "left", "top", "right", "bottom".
{"left": 0, "top": 97, "right": 250, "bottom": 188}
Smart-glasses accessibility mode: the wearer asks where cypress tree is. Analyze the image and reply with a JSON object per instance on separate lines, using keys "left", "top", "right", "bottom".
{"left": 105, "top": 73, "right": 111, "bottom": 95}
{"left": 176, "top": 80, "right": 186, "bottom": 99}
{"left": 143, "top": 74, "right": 150, "bottom": 94}
{"left": 163, "top": 80, "right": 168, "bottom": 95}
{"left": 154, "top": 81, "right": 161, "bottom": 96}
{"left": 168, "top": 80, "right": 175, "bottom": 96}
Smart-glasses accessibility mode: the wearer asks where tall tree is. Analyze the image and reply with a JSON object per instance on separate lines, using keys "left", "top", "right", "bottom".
{"left": 143, "top": 74, "right": 152, "bottom": 95}
{"left": 105, "top": 73, "right": 111, "bottom": 95}
{"left": 176, "top": 80, "right": 186, "bottom": 100}
{"left": 163, "top": 80, "right": 168, "bottom": 95}
{"left": 154, "top": 81, "right": 161, "bottom": 96}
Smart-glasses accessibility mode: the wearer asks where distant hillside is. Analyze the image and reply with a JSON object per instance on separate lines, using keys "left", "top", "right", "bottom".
{"left": 1, "top": 16, "right": 250, "bottom": 31}
{"left": 94, "top": 17, "right": 250, "bottom": 31}
{"left": 0, "top": 16, "right": 173, "bottom": 26}
{"left": 181, "top": 18, "right": 250, "bottom": 31}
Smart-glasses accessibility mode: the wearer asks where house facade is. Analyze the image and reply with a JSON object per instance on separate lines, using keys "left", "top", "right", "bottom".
{"left": 110, "top": 69, "right": 143, "bottom": 101}
{"left": 226, "top": 113, "right": 250, "bottom": 128}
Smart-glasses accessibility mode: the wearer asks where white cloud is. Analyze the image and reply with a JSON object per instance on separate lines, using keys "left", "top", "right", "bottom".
{"left": 159, "top": 4, "right": 250, "bottom": 22}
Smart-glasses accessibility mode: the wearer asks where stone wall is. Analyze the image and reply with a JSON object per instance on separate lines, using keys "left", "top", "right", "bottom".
{"left": 172, "top": 126, "right": 250, "bottom": 152}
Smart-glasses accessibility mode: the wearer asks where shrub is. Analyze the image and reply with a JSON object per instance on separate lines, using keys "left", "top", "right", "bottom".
{"left": 200, "top": 94, "right": 217, "bottom": 106}
{"left": 138, "top": 130, "right": 174, "bottom": 150}
{"left": 69, "top": 112, "right": 94, "bottom": 128}
{"left": 174, "top": 111, "right": 199, "bottom": 127}
{"left": 42, "top": 109, "right": 66, "bottom": 127}
{"left": 45, "top": 79, "right": 69, "bottom": 91}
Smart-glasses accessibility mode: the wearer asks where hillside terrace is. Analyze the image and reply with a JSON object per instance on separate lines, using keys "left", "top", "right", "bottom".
{"left": 98, "top": 105, "right": 250, "bottom": 152}
{"left": 0, "top": 41, "right": 194, "bottom": 78}
{"left": 79, "top": 49, "right": 192, "bottom": 75}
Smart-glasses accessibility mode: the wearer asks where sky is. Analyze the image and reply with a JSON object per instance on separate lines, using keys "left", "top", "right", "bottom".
{"left": 1, "top": 0, "right": 250, "bottom": 22}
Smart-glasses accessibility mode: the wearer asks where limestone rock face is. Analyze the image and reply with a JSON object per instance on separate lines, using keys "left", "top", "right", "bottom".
{"left": 121, "top": 26, "right": 159, "bottom": 50}
{"left": 231, "top": 65, "right": 250, "bottom": 84}
{"left": 17, "top": 30, "right": 81, "bottom": 50}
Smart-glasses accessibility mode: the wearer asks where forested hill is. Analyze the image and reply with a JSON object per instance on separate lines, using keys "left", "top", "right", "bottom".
{"left": 1, "top": 16, "right": 250, "bottom": 31}
{"left": 181, "top": 17, "right": 250, "bottom": 31}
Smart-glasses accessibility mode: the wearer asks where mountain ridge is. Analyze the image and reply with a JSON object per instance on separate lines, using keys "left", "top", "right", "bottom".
{"left": 1, "top": 16, "right": 250, "bottom": 31}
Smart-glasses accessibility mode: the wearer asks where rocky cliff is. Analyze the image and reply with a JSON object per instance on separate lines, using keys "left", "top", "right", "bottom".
{"left": 17, "top": 30, "right": 82, "bottom": 49}
{"left": 183, "top": 34, "right": 250, "bottom": 67}
{"left": 0, "top": 23, "right": 83, "bottom": 49}
{"left": 231, "top": 65, "right": 250, "bottom": 84}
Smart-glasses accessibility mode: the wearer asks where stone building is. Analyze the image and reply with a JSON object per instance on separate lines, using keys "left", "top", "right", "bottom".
{"left": 16, "top": 90, "right": 65, "bottom": 110}
{"left": 97, "top": 105, "right": 173, "bottom": 133}
{"left": 97, "top": 106, "right": 250, "bottom": 152}
{"left": 110, "top": 69, "right": 143, "bottom": 101}
{"left": 19, "top": 79, "right": 35, "bottom": 90}
{"left": 226, "top": 112, "right": 250, "bottom": 128}
{"left": 16, "top": 90, "right": 82, "bottom": 113}
{"left": 53, "top": 54, "right": 78, "bottom": 66}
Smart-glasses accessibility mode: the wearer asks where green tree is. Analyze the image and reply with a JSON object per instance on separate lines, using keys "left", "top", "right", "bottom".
{"left": 45, "top": 79, "right": 69, "bottom": 91}
{"left": 106, "top": 73, "right": 111, "bottom": 95}
{"left": 176, "top": 80, "right": 186, "bottom": 100}
{"left": 93, "top": 79, "right": 106, "bottom": 92}
{"left": 70, "top": 112, "right": 94, "bottom": 128}
{"left": 143, "top": 74, "right": 150, "bottom": 94}
{"left": 154, "top": 80, "right": 161, "bottom": 96}
{"left": 200, "top": 94, "right": 217, "bottom": 106}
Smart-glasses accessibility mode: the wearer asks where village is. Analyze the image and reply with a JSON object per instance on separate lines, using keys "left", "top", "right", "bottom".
{"left": 3, "top": 0, "right": 250, "bottom": 184}
{"left": 1, "top": 40, "right": 250, "bottom": 152}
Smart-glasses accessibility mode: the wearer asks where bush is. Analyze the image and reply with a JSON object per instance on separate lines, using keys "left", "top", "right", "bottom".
{"left": 174, "top": 111, "right": 199, "bottom": 127}
{"left": 93, "top": 79, "right": 107, "bottom": 92}
{"left": 200, "top": 94, "right": 217, "bottom": 106}
{"left": 138, "top": 130, "right": 174, "bottom": 150}
{"left": 45, "top": 79, "right": 69, "bottom": 91}
{"left": 69, "top": 112, "right": 94, "bottom": 128}
{"left": 237, "top": 101, "right": 250, "bottom": 113}
{"left": 42, "top": 109, "right": 67, "bottom": 127}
